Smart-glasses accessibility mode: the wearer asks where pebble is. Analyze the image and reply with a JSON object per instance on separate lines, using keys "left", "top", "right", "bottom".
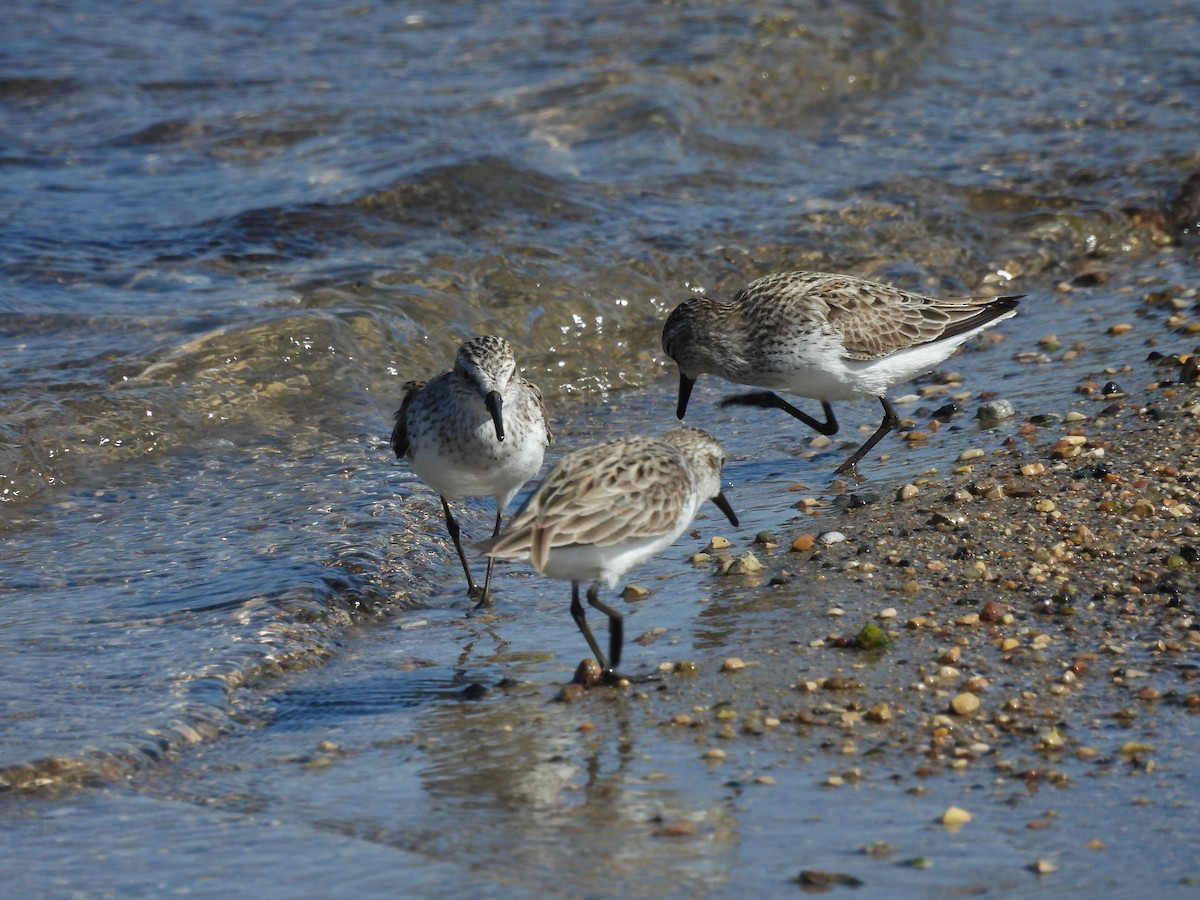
{"left": 942, "top": 806, "right": 973, "bottom": 828}
{"left": 790, "top": 534, "right": 815, "bottom": 551}
{"left": 720, "top": 551, "right": 765, "bottom": 576}
{"left": 896, "top": 483, "right": 919, "bottom": 501}
{"left": 710, "top": 536, "right": 732, "bottom": 550}
{"left": 1108, "top": 322, "right": 1133, "bottom": 336}
{"left": 876, "top": 607, "right": 898, "bottom": 619}
{"left": 958, "top": 448, "right": 986, "bottom": 462}
{"left": 865, "top": 703, "right": 892, "bottom": 722}
{"left": 622, "top": 585, "right": 650, "bottom": 601}
{"left": 721, "top": 657, "right": 747, "bottom": 672}
{"left": 818, "top": 531, "right": 846, "bottom": 545}
{"left": 981, "top": 600, "right": 1005, "bottom": 622}
{"left": 951, "top": 693, "right": 981, "bottom": 716}
{"left": 976, "top": 399, "right": 1015, "bottom": 424}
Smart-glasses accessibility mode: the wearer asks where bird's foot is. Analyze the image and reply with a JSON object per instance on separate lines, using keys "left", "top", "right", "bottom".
{"left": 466, "top": 586, "right": 496, "bottom": 613}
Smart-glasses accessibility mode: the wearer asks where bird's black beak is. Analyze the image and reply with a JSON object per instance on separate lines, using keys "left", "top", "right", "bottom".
{"left": 676, "top": 374, "right": 695, "bottom": 420}
{"left": 710, "top": 491, "right": 738, "bottom": 528}
{"left": 485, "top": 390, "right": 505, "bottom": 442}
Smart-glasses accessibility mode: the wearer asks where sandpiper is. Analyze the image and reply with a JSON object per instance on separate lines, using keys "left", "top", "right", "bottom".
{"left": 478, "top": 426, "right": 738, "bottom": 679}
{"left": 662, "top": 271, "right": 1020, "bottom": 474}
{"left": 392, "top": 335, "right": 552, "bottom": 603}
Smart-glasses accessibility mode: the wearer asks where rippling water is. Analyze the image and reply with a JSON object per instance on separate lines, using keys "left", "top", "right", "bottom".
{"left": 3, "top": 0, "right": 1199, "bottom": 892}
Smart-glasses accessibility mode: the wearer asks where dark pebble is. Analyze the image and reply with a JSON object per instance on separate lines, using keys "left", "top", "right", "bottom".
{"left": 797, "top": 870, "right": 864, "bottom": 888}
{"left": 930, "top": 402, "right": 958, "bottom": 422}
{"left": 834, "top": 492, "right": 880, "bottom": 511}
{"left": 1102, "top": 381, "right": 1123, "bottom": 395}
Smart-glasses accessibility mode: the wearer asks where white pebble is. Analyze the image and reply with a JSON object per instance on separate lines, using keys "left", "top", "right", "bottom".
{"left": 818, "top": 531, "right": 846, "bottom": 545}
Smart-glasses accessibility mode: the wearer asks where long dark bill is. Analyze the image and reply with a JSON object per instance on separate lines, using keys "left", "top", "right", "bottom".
{"left": 710, "top": 491, "right": 739, "bottom": 528}
{"left": 485, "top": 391, "right": 505, "bottom": 442}
{"left": 675, "top": 373, "right": 695, "bottom": 420}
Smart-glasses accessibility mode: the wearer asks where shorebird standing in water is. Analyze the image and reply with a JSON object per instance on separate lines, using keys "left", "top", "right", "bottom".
{"left": 478, "top": 426, "right": 738, "bottom": 680}
{"left": 662, "top": 271, "right": 1020, "bottom": 475}
{"left": 392, "top": 335, "right": 552, "bottom": 604}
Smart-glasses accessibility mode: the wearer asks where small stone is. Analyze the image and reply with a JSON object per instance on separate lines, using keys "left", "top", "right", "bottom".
{"left": 865, "top": 703, "right": 892, "bottom": 722}
{"left": 622, "top": 585, "right": 650, "bottom": 602}
{"left": 1030, "top": 858, "right": 1058, "bottom": 875}
{"left": 710, "top": 536, "right": 732, "bottom": 550}
{"left": 558, "top": 683, "right": 585, "bottom": 703}
{"left": 573, "top": 658, "right": 604, "bottom": 686}
{"left": 976, "top": 399, "right": 1015, "bottom": 425}
{"left": 877, "top": 607, "right": 898, "bottom": 619}
{"left": 958, "top": 448, "right": 986, "bottom": 462}
{"left": 942, "top": 806, "right": 972, "bottom": 828}
{"left": 1108, "top": 323, "right": 1133, "bottom": 336}
{"left": 818, "top": 531, "right": 846, "bottom": 545}
{"left": 962, "top": 676, "right": 989, "bottom": 693}
{"left": 951, "top": 693, "right": 981, "bottom": 716}
{"left": 754, "top": 531, "right": 779, "bottom": 548}
{"left": 856, "top": 623, "right": 892, "bottom": 650}
{"left": 703, "top": 748, "right": 727, "bottom": 762}
{"left": 726, "top": 551, "right": 764, "bottom": 575}
{"left": 896, "top": 483, "right": 920, "bottom": 501}
{"left": 981, "top": 600, "right": 1005, "bottom": 622}
{"left": 790, "top": 534, "right": 816, "bottom": 551}
{"left": 1001, "top": 637, "right": 1021, "bottom": 652}
{"left": 721, "top": 657, "right": 747, "bottom": 672}
{"left": 797, "top": 870, "right": 863, "bottom": 888}
{"left": 656, "top": 820, "right": 696, "bottom": 837}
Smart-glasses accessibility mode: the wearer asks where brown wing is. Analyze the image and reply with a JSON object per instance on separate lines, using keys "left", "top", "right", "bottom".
{"left": 389, "top": 380, "right": 425, "bottom": 458}
{"left": 483, "top": 438, "right": 690, "bottom": 571}
{"left": 797, "top": 276, "right": 1020, "bottom": 361}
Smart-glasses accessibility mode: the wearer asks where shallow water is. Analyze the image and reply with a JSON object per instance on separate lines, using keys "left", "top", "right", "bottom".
{"left": 2, "top": 0, "right": 1199, "bottom": 894}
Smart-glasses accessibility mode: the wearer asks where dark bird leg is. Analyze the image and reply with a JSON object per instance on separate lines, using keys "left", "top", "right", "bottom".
{"left": 440, "top": 497, "right": 481, "bottom": 600}
{"left": 570, "top": 581, "right": 609, "bottom": 670}
{"left": 835, "top": 397, "right": 899, "bottom": 476}
{"left": 475, "top": 506, "right": 503, "bottom": 607}
{"left": 720, "top": 391, "right": 840, "bottom": 436}
{"left": 585, "top": 584, "right": 625, "bottom": 672}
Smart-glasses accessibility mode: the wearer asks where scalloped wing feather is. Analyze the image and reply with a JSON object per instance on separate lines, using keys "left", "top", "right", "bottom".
{"left": 489, "top": 438, "right": 691, "bottom": 572}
